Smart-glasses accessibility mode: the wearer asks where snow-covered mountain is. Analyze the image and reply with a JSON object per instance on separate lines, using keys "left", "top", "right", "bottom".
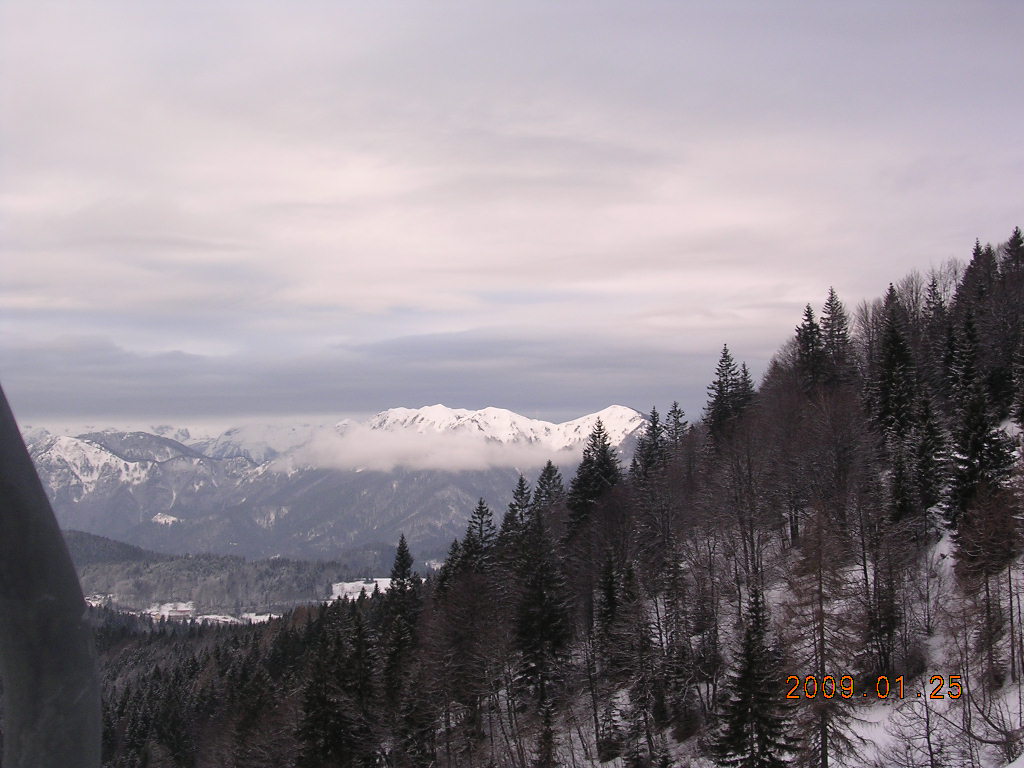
{"left": 366, "top": 404, "right": 644, "bottom": 452}
{"left": 189, "top": 423, "right": 327, "bottom": 463}
{"left": 28, "top": 405, "right": 646, "bottom": 560}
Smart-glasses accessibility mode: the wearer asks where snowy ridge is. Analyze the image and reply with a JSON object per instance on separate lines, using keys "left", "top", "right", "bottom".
{"left": 32, "top": 435, "right": 154, "bottom": 497}
{"left": 366, "top": 404, "right": 646, "bottom": 453}
{"left": 28, "top": 405, "right": 646, "bottom": 473}
{"left": 190, "top": 422, "right": 326, "bottom": 463}
{"left": 25, "top": 404, "right": 647, "bottom": 557}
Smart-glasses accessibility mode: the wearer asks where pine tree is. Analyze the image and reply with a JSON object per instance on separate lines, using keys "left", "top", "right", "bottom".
{"left": 515, "top": 499, "right": 570, "bottom": 698}
{"left": 383, "top": 535, "right": 420, "bottom": 714}
{"left": 499, "top": 475, "right": 532, "bottom": 550}
{"left": 630, "top": 406, "right": 668, "bottom": 484}
{"left": 389, "top": 534, "right": 416, "bottom": 595}
{"left": 1012, "top": 338, "right": 1024, "bottom": 430}
{"left": 795, "top": 304, "right": 825, "bottom": 391}
{"left": 461, "top": 498, "right": 497, "bottom": 571}
{"left": 706, "top": 345, "right": 741, "bottom": 440}
{"left": 1002, "top": 226, "right": 1024, "bottom": 274}
{"left": 735, "top": 363, "right": 756, "bottom": 413}
{"left": 665, "top": 401, "right": 688, "bottom": 454}
{"left": 949, "top": 391, "right": 1016, "bottom": 528}
{"left": 875, "top": 286, "right": 919, "bottom": 437}
{"left": 821, "top": 287, "right": 854, "bottom": 385}
{"left": 566, "top": 419, "right": 621, "bottom": 533}
{"left": 434, "top": 539, "right": 463, "bottom": 596}
{"left": 948, "top": 313, "right": 1016, "bottom": 527}
{"left": 532, "top": 461, "right": 566, "bottom": 513}
{"left": 713, "top": 587, "right": 797, "bottom": 768}
{"left": 912, "top": 398, "right": 947, "bottom": 520}
{"left": 922, "top": 276, "right": 949, "bottom": 398}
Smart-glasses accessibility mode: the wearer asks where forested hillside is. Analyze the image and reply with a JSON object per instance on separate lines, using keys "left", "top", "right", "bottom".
{"left": 90, "top": 229, "right": 1024, "bottom": 766}
{"left": 63, "top": 530, "right": 388, "bottom": 615}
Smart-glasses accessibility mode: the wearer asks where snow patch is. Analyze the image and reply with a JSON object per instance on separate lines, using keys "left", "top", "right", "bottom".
{"left": 152, "top": 512, "right": 180, "bottom": 526}
{"left": 330, "top": 578, "right": 391, "bottom": 601}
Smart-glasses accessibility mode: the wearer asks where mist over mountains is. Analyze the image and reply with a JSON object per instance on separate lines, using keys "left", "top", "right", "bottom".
{"left": 26, "top": 404, "right": 646, "bottom": 560}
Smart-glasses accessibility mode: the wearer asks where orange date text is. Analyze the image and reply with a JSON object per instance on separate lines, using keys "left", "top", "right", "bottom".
{"left": 785, "top": 675, "right": 963, "bottom": 700}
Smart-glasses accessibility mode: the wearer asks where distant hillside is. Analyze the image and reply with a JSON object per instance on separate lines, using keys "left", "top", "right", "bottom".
{"left": 70, "top": 529, "right": 395, "bottom": 615}
{"left": 29, "top": 405, "right": 646, "bottom": 560}
{"left": 63, "top": 529, "right": 171, "bottom": 567}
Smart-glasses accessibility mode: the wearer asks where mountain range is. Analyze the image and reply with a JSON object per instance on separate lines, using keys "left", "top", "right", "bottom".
{"left": 26, "top": 405, "right": 646, "bottom": 560}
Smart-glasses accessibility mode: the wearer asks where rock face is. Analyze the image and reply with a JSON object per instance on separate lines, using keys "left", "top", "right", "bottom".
{"left": 27, "top": 405, "right": 646, "bottom": 560}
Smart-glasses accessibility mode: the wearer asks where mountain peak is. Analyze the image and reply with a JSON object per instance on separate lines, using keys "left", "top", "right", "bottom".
{"left": 366, "top": 404, "right": 645, "bottom": 451}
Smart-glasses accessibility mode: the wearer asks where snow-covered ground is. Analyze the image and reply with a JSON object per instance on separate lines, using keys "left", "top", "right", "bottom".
{"left": 331, "top": 578, "right": 391, "bottom": 600}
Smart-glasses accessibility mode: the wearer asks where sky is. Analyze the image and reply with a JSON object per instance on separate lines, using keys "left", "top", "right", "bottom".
{"left": 2, "top": 1, "right": 1023, "bottom": 429}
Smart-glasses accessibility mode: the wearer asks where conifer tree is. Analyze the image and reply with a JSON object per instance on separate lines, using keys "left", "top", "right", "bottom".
{"left": 567, "top": 420, "right": 621, "bottom": 533}
{"left": 912, "top": 398, "right": 947, "bottom": 521}
{"left": 948, "top": 313, "right": 1016, "bottom": 527}
{"left": 383, "top": 535, "right": 420, "bottom": 714}
{"left": 1002, "top": 226, "right": 1024, "bottom": 274}
{"left": 735, "top": 363, "right": 756, "bottom": 412}
{"left": 875, "top": 285, "right": 920, "bottom": 437}
{"left": 389, "top": 534, "right": 416, "bottom": 596}
{"left": 532, "top": 461, "right": 566, "bottom": 514}
{"left": 461, "top": 499, "right": 497, "bottom": 571}
{"left": 795, "top": 303, "right": 825, "bottom": 390}
{"left": 630, "top": 406, "right": 668, "bottom": 483}
{"left": 706, "top": 345, "right": 744, "bottom": 440}
{"left": 434, "top": 539, "right": 462, "bottom": 596}
{"left": 821, "top": 287, "right": 854, "bottom": 384}
{"left": 665, "top": 401, "right": 688, "bottom": 453}
{"left": 1012, "top": 338, "right": 1024, "bottom": 430}
{"left": 515, "top": 499, "right": 570, "bottom": 698}
{"left": 921, "top": 276, "right": 949, "bottom": 398}
{"left": 713, "top": 587, "right": 797, "bottom": 768}
{"left": 499, "top": 475, "right": 532, "bottom": 549}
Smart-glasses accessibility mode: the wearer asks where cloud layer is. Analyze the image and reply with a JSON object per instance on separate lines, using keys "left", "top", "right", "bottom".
{"left": 281, "top": 425, "right": 582, "bottom": 473}
{"left": 3, "top": 2, "right": 1023, "bottom": 424}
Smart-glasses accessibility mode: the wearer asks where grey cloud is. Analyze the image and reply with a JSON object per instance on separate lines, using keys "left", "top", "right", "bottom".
{"left": 0, "top": 332, "right": 733, "bottom": 427}
{"left": 2, "top": 1, "right": 1023, "bottom": 427}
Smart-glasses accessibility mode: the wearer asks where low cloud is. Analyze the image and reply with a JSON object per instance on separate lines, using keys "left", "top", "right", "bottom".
{"left": 276, "top": 424, "right": 582, "bottom": 473}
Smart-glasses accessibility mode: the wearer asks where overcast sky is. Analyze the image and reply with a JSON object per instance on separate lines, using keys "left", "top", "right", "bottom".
{"left": 2, "top": 2, "right": 1023, "bottom": 429}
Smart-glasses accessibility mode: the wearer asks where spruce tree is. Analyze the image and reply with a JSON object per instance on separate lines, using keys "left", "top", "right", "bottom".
{"left": 515, "top": 500, "right": 570, "bottom": 698}
{"left": 665, "top": 401, "right": 688, "bottom": 453}
{"left": 1012, "top": 338, "right": 1024, "bottom": 430}
{"left": 532, "top": 460, "right": 566, "bottom": 513}
{"left": 912, "top": 398, "right": 947, "bottom": 520}
{"left": 499, "top": 475, "right": 531, "bottom": 550}
{"left": 434, "top": 539, "right": 462, "bottom": 596}
{"left": 821, "top": 287, "right": 854, "bottom": 385}
{"left": 461, "top": 498, "right": 497, "bottom": 571}
{"left": 735, "top": 363, "right": 756, "bottom": 413}
{"left": 389, "top": 534, "right": 416, "bottom": 595}
{"left": 383, "top": 535, "right": 420, "bottom": 714}
{"left": 795, "top": 303, "right": 825, "bottom": 390}
{"left": 1002, "top": 226, "right": 1024, "bottom": 274}
{"left": 714, "top": 587, "right": 797, "bottom": 768}
{"left": 948, "top": 312, "right": 1016, "bottom": 527}
{"left": 630, "top": 406, "right": 668, "bottom": 484}
{"left": 922, "top": 276, "right": 949, "bottom": 398}
{"left": 706, "top": 345, "right": 740, "bottom": 440}
{"left": 566, "top": 419, "right": 621, "bottom": 533}
{"left": 875, "top": 287, "right": 919, "bottom": 437}
{"left": 949, "top": 389, "right": 1015, "bottom": 528}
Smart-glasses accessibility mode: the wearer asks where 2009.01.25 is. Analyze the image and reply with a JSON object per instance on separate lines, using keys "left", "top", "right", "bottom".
{"left": 786, "top": 675, "right": 963, "bottom": 700}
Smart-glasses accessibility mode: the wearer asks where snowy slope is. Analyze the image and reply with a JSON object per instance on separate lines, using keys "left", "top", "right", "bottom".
{"left": 26, "top": 404, "right": 647, "bottom": 560}
{"left": 366, "top": 404, "right": 646, "bottom": 452}
{"left": 31, "top": 435, "right": 155, "bottom": 498}
{"left": 190, "top": 422, "right": 327, "bottom": 463}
